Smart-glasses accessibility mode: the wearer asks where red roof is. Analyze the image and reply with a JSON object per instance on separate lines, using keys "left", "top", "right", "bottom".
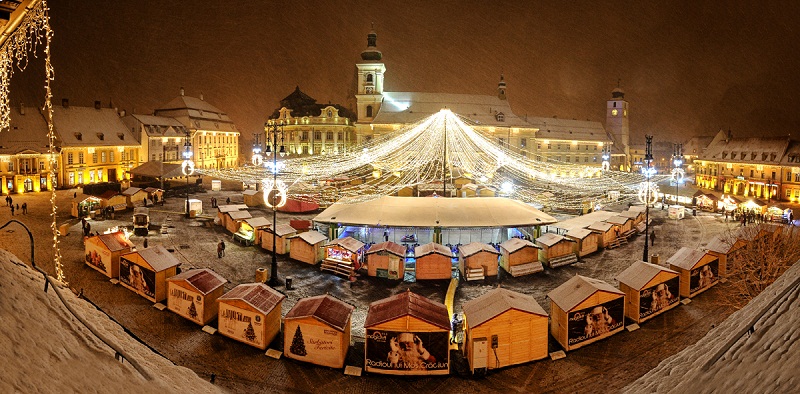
{"left": 364, "top": 290, "right": 450, "bottom": 330}
{"left": 285, "top": 294, "right": 355, "bottom": 332}
{"left": 366, "top": 241, "right": 407, "bottom": 257}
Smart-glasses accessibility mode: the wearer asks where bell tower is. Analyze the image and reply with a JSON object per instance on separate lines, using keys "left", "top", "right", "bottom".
{"left": 355, "top": 24, "right": 386, "bottom": 124}
{"left": 607, "top": 82, "right": 630, "bottom": 170}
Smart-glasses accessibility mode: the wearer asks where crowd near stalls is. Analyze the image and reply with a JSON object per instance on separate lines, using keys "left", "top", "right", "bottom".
{"left": 498, "top": 238, "right": 542, "bottom": 277}
{"left": 414, "top": 242, "right": 454, "bottom": 280}
{"left": 667, "top": 247, "right": 722, "bottom": 298}
{"left": 83, "top": 232, "right": 134, "bottom": 278}
{"left": 616, "top": 262, "right": 680, "bottom": 323}
{"left": 548, "top": 275, "right": 626, "bottom": 351}
{"left": 458, "top": 242, "right": 500, "bottom": 281}
{"left": 283, "top": 295, "right": 355, "bottom": 369}
{"left": 119, "top": 245, "right": 181, "bottom": 302}
{"left": 217, "top": 283, "right": 285, "bottom": 350}
{"left": 461, "top": 288, "right": 549, "bottom": 374}
{"left": 166, "top": 268, "right": 227, "bottom": 326}
{"left": 365, "top": 241, "right": 407, "bottom": 279}
{"left": 259, "top": 224, "right": 297, "bottom": 254}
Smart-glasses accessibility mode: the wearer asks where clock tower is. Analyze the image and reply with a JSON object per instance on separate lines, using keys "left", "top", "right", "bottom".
{"left": 355, "top": 26, "right": 385, "bottom": 127}
{"left": 607, "top": 84, "right": 630, "bottom": 170}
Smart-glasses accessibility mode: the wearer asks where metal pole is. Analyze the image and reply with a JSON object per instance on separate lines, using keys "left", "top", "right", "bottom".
{"left": 269, "top": 122, "right": 279, "bottom": 287}
{"left": 643, "top": 135, "right": 653, "bottom": 263}
{"left": 443, "top": 113, "right": 447, "bottom": 198}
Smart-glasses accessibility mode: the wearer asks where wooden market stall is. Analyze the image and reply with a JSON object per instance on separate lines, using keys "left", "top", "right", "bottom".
{"left": 499, "top": 238, "right": 542, "bottom": 277}
{"left": 565, "top": 228, "right": 599, "bottom": 257}
{"left": 258, "top": 223, "right": 297, "bottom": 254}
{"left": 321, "top": 237, "right": 366, "bottom": 278}
{"left": 289, "top": 231, "right": 328, "bottom": 265}
{"left": 705, "top": 234, "right": 748, "bottom": 270}
{"left": 119, "top": 245, "right": 181, "bottom": 303}
{"left": 364, "top": 290, "right": 451, "bottom": 375}
{"left": 616, "top": 261, "right": 680, "bottom": 323}
{"left": 535, "top": 233, "right": 577, "bottom": 268}
{"left": 133, "top": 207, "right": 149, "bottom": 236}
{"left": 414, "top": 242, "right": 453, "bottom": 280}
{"left": 122, "top": 186, "right": 148, "bottom": 208}
{"left": 605, "top": 215, "right": 633, "bottom": 234}
{"left": 216, "top": 204, "right": 248, "bottom": 227}
{"left": 84, "top": 232, "right": 134, "bottom": 278}
{"left": 667, "top": 247, "right": 722, "bottom": 298}
{"left": 143, "top": 187, "right": 164, "bottom": 202}
{"left": 587, "top": 221, "right": 616, "bottom": 248}
{"left": 100, "top": 190, "right": 128, "bottom": 211}
{"left": 458, "top": 242, "right": 500, "bottom": 281}
{"left": 620, "top": 209, "right": 645, "bottom": 226}
{"left": 218, "top": 283, "right": 286, "bottom": 350}
{"left": 548, "top": 275, "right": 625, "bottom": 351}
{"left": 234, "top": 216, "right": 270, "bottom": 246}
{"left": 166, "top": 268, "right": 227, "bottom": 326}
{"left": 242, "top": 189, "right": 263, "bottom": 207}
{"left": 283, "top": 294, "right": 355, "bottom": 369}
{"left": 72, "top": 196, "right": 103, "bottom": 218}
{"left": 365, "top": 241, "right": 407, "bottom": 280}
{"left": 461, "top": 288, "right": 548, "bottom": 374}
{"left": 224, "top": 210, "right": 252, "bottom": 234}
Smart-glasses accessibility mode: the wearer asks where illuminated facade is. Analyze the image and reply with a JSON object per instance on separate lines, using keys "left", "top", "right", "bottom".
{"left": 0, "top": 105, "right": 54, "bottom": 194}
{"left": 121, "top": 114, "right": 190, "bottom": 164}
{"left": 267, "top": 87, "right": 356, "bottom": 156}
{"left": 154, "top": 89, "right": 240, "bottom": 169}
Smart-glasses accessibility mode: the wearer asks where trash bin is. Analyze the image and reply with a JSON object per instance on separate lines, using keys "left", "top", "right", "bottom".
{"left": 692, "top": 208, "right": 697, "bottom": 216}
{"left": 285, "top": 276, "right": 293, "bottom": 290}
{"left": 651, "top": 254, "right": 660, "bottom": 265}
{"left": 255, "top": 268, "right": 268, "bottom": 283}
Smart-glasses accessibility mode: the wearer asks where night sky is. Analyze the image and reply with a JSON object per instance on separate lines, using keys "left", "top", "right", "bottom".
{"left": 9, "top": 1, "right": 800, "bottom": 147}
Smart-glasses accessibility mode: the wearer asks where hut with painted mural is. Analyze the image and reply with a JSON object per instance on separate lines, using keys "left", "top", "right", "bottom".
{"left": 587, "top": 221, "right": 616, "bottom": 248}
{"left": 414, "top": 242, "right": 453, "bottom": 280}
{"left": 667, "top": 246, "right": 722, "bottom": 298}
{"left": 616, "top": 261, "right": 680, "bottom": 324}
{"left": 458, "top": 242, "right": 500, "bottom": 281}
{"left": 535, "top": 233, "right": 577, "bottom": 268}
{"left": 366, "top": 241, "right": 407, "bottom": 280}
{"left": 166, "top": 268, "right": 227, "bottom": 326}
{"left": 119, "top": 245, "right": 182, "bottom": 302}
{"left": 258, "top": 223, "right": 297, "bottom": 254}
{"left": 498, "top": 238, "right": 542, "bottom": 277}
{"left": 217, "top": 283, "right": 285, "bottom": 350}
{"left": 83, "top": 231, "right": 134, "bottom": 278}
{"left": 705, "top": 234, "right": 748, "bottom": 270}
{"left": 548, "top": 275, "right": 625, "bottom": 351}
{"left": 363, "top": 290, "right": 451, "bottom": 376}
{"left": 289, "top": 231, "right": 328, "bottom": 265}
{"left": 565, "top": 228, "right": 599, "bottom": 257}
{"left": 283, "top": 294, "right": 355, "bottom": 369}
{"left": 461, "top": 288, "right": 548, "bottom": 374}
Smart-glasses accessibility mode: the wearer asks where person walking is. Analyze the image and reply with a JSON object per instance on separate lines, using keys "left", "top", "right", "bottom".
{"left": 21, "top": 202, "right": 27, "bottom": 214}
{"left": 221, "top": 240, "right": 226, "bottom": 257}
{"left": 226, "top": 197, "right": 231, "bottom": 205}
{"left": 649, "top": 230, "right": 656, "bottom": 246}
{"left": 85, "top": 222, "right": 91, "bottom": 237}
{"left": 217, "top": 241, "right": 223, "bottom": 258}
{"left": 10, "top": 204, "right": 14, "bottom": 216}
{"left": 4, "top": 195, "right": 8, "bottom": 206}
{"left": 143, "top": 237, "right": 149, "bottom": 248}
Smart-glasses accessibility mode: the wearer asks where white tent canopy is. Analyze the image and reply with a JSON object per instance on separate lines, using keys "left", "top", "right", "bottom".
{"left": 313, "top": 196, "right": 557, "bottom": 228}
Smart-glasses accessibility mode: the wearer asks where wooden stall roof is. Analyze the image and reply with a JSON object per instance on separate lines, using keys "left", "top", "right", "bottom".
{"left": 217, "top": 204, "right": 249, "bottom": 213}
{"left": 605, "top": 215, "right": 632, "bottom": 226}
{"left": 415, "top": 242, "right": 452, "bottom": 258}
{"left": 98, "top": 190, "right": 119, "bottom": 200}
{"left": 327, "top": 236, "right": 366, "bottom": 253}
{"left": 133, "top": 207, "right": 149, "bottom": 216}
{"left": 565, "top": 228, "right": 594, "bottom": 240}
{"left": 758, "top": 223, "right": 781, "bottom": 234}
{"left": 143, "top": 187, "right": 163, "bottom": 194}
{"left": 620, "top": 210, "right": 641, "bottom": 220}
{"left": 244, "top": 217, "right": 271, "bottom": 229}
{"left": 628, "top": 205, "right": 647, "bottom": 213}
{"left": 667, "top": 247, "right": 715, "bottom": 270}
{"left": 553, "top": 210, "right": 617, "bottom": 232}
{"left": 499, "top": 238, "right": 540, "bottom": 253}
{"left": 616, "top": 261, "right": 678, "bottom": 290}
{"left": 459, "top": 242, "right": 500, "bottom": 257}
{"left": 166, "top": 268, "right": 227, "bottom": 295}
{"left": 121, "top": 187, "right": 145, "bottom": 196}
{"left": 705, "top": 235, "right": 744, "bottom": 254}
{"left": 587, "top": 221, "right": 615, "bottom": 232}
{"left": 548, "top": 275, "right": 624, "bottom": 312}
{"left": 365, "top": 290, "right": 450, "bottom": 330}
{"left": 93, "top": 232, "right": 134, "bottom": 252}
{"left": 536, "top": 232, "right": 575, "bottom": 247}
{"left": 227, "top": 210, "right": 253, "bottom": 221}
{"left": 260, "top": 223, "right": 297, "bottom": 236}
{"left": 294, "top": 231, "right": 328, "bottom": 245}
{"left": 123, "top": 245, "right": 181, "bottom": 272}
{"left": 462, "top": 288, "right": 546, "bottom": 329}
{"left": 285, "top": 294, "right": 355, "bottom": 332}
{"left": 242, "top": 189, "right": 260, "bottom": 196}
{"left": 366, "top": 241, "right": 407, "bottom": 257}
{"left": 218, "top": 283, "right": 285, "bottom": 315}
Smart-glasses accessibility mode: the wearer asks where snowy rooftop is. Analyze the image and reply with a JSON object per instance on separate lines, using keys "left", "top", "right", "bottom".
{"left": 326, "top": 236, "right": 366, "bottom": 253}
{"left": 52, "top": 106, "right": 139, "bottom": 147}
{"left": 366, "top": 241, "right": 406, "bottom": 257}
{"left": 462, "top": 288, "right": 547, "bottom": 329}
{"left": 616, "top": 261, "right": 678, "bottom": 290}
{"left": 414, "top": 242, "right": 452, "bottom": 257}
{"left": 459, "top": 242, "right": 500, "bottom": 257}
{"left": 548, "top": 275, "right": 623, "bottom": 312}
{"left": 285, "top": 294, "right": 354, "bottom": 332}
{"left": 166, "top": 268, "right": 227, "bottom": 295}
{"left": 364, "top": 290, "right": 450, "bottom": 330}
{"left": 499, "top": 238, "right": 539, "bottom": 253}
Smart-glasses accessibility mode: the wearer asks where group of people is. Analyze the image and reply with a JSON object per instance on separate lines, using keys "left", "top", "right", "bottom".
{"left": 5, "top": 195, "right": 28, "bottom": 216}
{"left": 726, "top": 209, "right": 772, "bottom": 226}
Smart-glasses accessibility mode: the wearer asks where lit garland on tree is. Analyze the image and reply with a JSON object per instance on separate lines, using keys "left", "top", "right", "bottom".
{"left": 201, "top": 109, "right": 668, "bottom": 211}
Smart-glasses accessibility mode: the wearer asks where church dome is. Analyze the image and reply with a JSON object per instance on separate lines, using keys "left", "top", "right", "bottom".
{"left": 360, "top": 29, "right": 382, "bottom": 61}
{"left": 611, "top": 87, "right": 625, "bottom": 99}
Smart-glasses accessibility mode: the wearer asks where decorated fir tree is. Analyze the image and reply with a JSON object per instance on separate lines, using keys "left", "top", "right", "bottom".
{"left": 188, "top": 301, "right": 198, "bottom": 319}
{"left": 244, "top": 321, "right": 257, "bottom": 342}
{"left": 290, "top": 325, "right": 307, "bottom": 356}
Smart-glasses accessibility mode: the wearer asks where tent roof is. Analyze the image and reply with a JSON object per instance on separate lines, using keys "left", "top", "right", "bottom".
{"left": 285, "top": 294, "right": 354, "bottom": 332}
{"left": 462, "top": 288, "right": 547, "bottom": 329}
{"left": 364, "top": 290, "right": 450, "bottom": 330}
{"left": 548, "top": 275, "right": 623, "bottom": 311}
{"left": 313, "top": 196, "right": 557, "bottom": 228}
{"left": 166, "top": 268, "right": 227, "bottom": 295}
{"left": 616, "top": 261, "right": 678, "bottom": 290}
{"left": 366, "top": 241, "right": 407, "bottom": 257}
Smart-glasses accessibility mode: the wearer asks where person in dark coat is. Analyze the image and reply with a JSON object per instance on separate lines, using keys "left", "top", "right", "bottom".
{"left": 217, "top": 241, "right": 223, "bottom": 258}
{"left": 143, "top": 237, "right": 148, "bottom": 248}
{"left": 650, "top": 230, "right": 656, "bottom": 246}
{"left": 221, "top": 240, "right": 226, "bottom": 257}
{"left": 10, "top": 204, "right": 14, "bottom": 216}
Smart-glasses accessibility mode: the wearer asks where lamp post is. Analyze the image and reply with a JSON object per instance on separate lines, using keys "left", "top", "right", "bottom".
{"left": 642, "top": 135, "right": 655, "bottom": 263}
{"left": 264, "top": 120, "right": 288, "bottom": 287}
{"left": 181, "top": 135, "right": 194, "bottom": 218}
{"left": 672, "top": 143, "right": 684, "bottom": 205}
{"left": 252, "top": 133, "right": 263, "bottom": 167}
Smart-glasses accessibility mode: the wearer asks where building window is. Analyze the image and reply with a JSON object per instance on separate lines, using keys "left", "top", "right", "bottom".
{"left": 301, "top": 132, "right": 308, "bottom": 141}
{"left": 566, "top": 156, "right": 571, "bottom": 162}
{"left": 67, "top": 153, "right": 74, "bottom": 165}
{"left": 788, "top": 189, "right": 793, "bottom": 198}
{"left": 337, "top": 132, "right": 342, "bottom": 140}
{"left": 498, "top": 138, "right": 505, "bottom": 147}
{"left": 366, "top": 74, "right": 373, "bottom": 83}
{"left": 78, "top": 153, "right": 84, "bottom": 164}
{"left": 69, "top": 173, "right": 74, "bottom": 185}
{"left": 89, "top": 171, "right": 94, "bottom": 183}
{"left": 110, "top": 151, "right": 115, "bottom": 162}
{"left": 326, "top": 132, "right": 333, "bottom": 140}
{"left": 77, "top": 172, "right": 83, "bottom": 184}
{"left": 327, "top": 110, "right": 333, "bottom": 118}
{"left": 772, "top": 171, "right": 776, "bottom": 180}
{"left": 92, "top": 153, "right": 98, "bottom": 163}
{"left": 796, "top": 173, "right": 800, "bottom": 182}
{"left": 101, "top": 151, "right": 107, "bottom": 163}
{"left": 495, "top": 112, "right": 505, "bottom": 122}
{"left": 787, "top": 172, "right": 792, "bottom": 182}
{"left": 594, "top": 145, "right": 598, "bottom": 150}
{"left": 750, "top": 170, "right": 754, "bottom": 177}
{"left": 8, "top": 161, "right": 13, "bottom": 171}
{"left": 314, "top": 132, "right": 321, "bottom": 140}
{"left": 97, "top": 169, "right": 103, "bottom": 181}
{"left": 584, "top": 156, "right": 589, "bottom": 162}
{"left": 366, "top": 105, "right": 373, "bottom": 117}
{"left": 547, "top": 144, "right": 551, "bottom": 150}
{"left": 520, "top": 138, "right": 527, "bottom": 148}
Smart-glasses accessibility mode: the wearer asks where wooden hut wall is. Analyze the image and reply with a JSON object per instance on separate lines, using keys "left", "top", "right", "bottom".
{"left": 505, "top": 245, "right": 538, "bottom": 268}
{"left": 290, "top": 238, "right": 324, "bottom": 264}
{"left": 283, "top": 316, "right": 351, "bottom": 368}
{"left": 167, "top": 281, "right": 224, "bottom": 325}
{"left": 568, "top": 234, "right": 598, "bottom": 257}
{"left": 595, "top": 229, "right": 615, "bottom": 248}
{"left": 538, "top": 241, "right": 574, "bottom": 263}
{"left": 416, "top": 254, "right": 452, "bottom": 280}
{"left": 218, "top": 299, "right": 281, "bottom": 350}
{"left": 225, "top": 215, "right": 242, "bottom": 234}
{"left": 620, "top": 283, "right": 641, "bottom": 322}
{"left": 155, "top": 268, "right": 176, "bottom": 303}
{"left": 466, "top": 310, "right": 548, "bottom": 370}
{"left": 259, "top": 230, "right": 292, "bottom": 255}
{"left": 463, "top": 251, "right": 498, "bottom": 277}
{"left": 365, "top": 316, "right": 450, "bottom": 376}
{"left": 549, "top": 302, "right": 569, "bottom": 351}
{"left": 552, "top": 291, "right": 625, "bottom": 351}
{"left": 367, "top": 252, "right": 405, "bottom": 278}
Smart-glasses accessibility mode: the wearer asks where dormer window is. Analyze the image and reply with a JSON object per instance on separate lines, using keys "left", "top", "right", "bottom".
{"left": 117, "top": 133, "right": 124, "bottom": 140}
{"left": 762, "top": 153, "right": 768, "bottom": 161}
{"left": 771, "top": 153, "right": 777, "bottom": 161}
{"left": 97, "top": 133, "right": 104, "bottom": 141}
{"left": 751, "top": 152, "right": 757, "bottom": 160}
{"left": 327, "top": 109, "right": 333, "bottom": 118}
{"left": 721, "top": 152, "right": 727, "bottom": 159}
{"left": 730, "top": 152, "right": 736, "bottom": 160}
{"left": 74, "top": 132, "right": 82, "bottom": 141}
{"left": 495, "top": 112, "right": 505, "bottom": 122}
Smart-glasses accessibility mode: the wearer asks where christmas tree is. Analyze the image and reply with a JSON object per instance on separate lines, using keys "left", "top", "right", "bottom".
{"left": 290, "top": 325, "right": 307, "bottom": 356}
{"left": 244, "top": 321, "right": 257, "bottom": 342}
{"left": 188, "top": 301, "right": 198, "bottom": 319}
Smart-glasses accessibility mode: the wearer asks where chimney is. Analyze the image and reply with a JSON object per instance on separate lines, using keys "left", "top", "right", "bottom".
{"left": 200, "top": 93, "right": 204, "bottom": 101}
{"left": 94, "top": 100, "right": 101, "bottom": 110}
{"left": 19, "top": 102, "right": 24, "bottom": 115}
{"left": 62, "top": 98, "right": 69, "bottom": 108}
{"left": 727, "top": 129, "right": 732, "bottom": 142}
{"left": 180, "top": 87, "right": 185, "bottom": 96}
{"left": 119, "top": 109, "right": 126, "bottom": 117}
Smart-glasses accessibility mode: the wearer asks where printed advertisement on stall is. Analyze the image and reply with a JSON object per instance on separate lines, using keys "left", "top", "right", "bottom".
{"left": 567, "top": 296, "right": 625, "bottom": 346}
{"left": 639, "top": 276, "right": 680, "bottom": 319}
{"left": 219, "top": 303, "right": 264, "bottom": 348}
{"left": 85, "top": 239, "right": 112, "bottom": 277}
{"left": 285, "top": 322, "right": 342, "bottom": 367}
{"left": 365, "top": 329, "right": 449, "bottom": 374}
{"left": 689, "top": 258, "right": 719, "bottom": 294}
{"left": 167, "top": 284, "right": 203, "bottom": 324}
{"left": 119, "top": 258, "right": 156, "bottom": 301}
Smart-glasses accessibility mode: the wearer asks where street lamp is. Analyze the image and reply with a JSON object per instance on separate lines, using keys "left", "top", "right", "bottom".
{"left": 672, "top": 144, "right": 684, "bottom": 205}
{"left": 642, "top": 135, "right": 656, "bottom": 263}
{"left": 181, "top": 135, "right": 194, "bottom": 218}
{"left": 264, "top": 120, "right": 288, "bottom": 287}
{"left": 252, "top": 133, "right": 263, "bottom": 167}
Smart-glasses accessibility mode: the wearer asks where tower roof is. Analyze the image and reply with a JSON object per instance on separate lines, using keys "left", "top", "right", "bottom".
{"left": 360, "top": 25, "right": 382, "bottom": 61}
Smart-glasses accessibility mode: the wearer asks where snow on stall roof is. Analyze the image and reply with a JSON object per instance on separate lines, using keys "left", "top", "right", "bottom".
{"left": 616, "top": 261, "right": 678, "bottom": 290}
{"left": 93, "top": 232, "right": 134, "bottom": 252}
{"left": 218, "top": 283, "right": 285, "bottom": 315}
{"left": 666, "top": 247, "right": 710, "bottom": 270}
{"left": 243, "top": 217, "right": 271, "bottom": 229}
{"left": 121, "top": 187, "right": 144, "bottom": 196}
{"left": 285, "top": 294, "right": 355, "bottom": 332}
{"left": 415, "top": 242, "right": 452, "bottom": 257}
{"left": 462, "top": 288, "right": 547, "bottom": 329}
{"left": 217, "top": 204, "right": 248, "bottom": 213}
{"left": 624, "top": 258, "right": 800, "bottom": 393}
{"left": 166, "top": 268, "right": 227, "bottom": 295}
{"left": 499, "top": 238, "right": 539, "bottom": 253}
{"left": 627, "top": 205, "right": 647, "bottom": 213}
{"left": 459, "top": 242, "right": 500, "bottom": 257}
{"left": 0, "top": 249, "right": 221, "bottom": 393}
{"left": 605, "top": 215, "right": 632, "bottom": 225}
{"left": 705, "top": 235, "right": 743, "bottom": 255}
{"left": 242, "top": 189, "right": 259, "bottom": 196}
{"left": 587, "top": 221, "right": 615, "bottom": 232}
{"left": 260, "top": 224, "right": 297, "bottom": 236}
{"left": 123, "top": 245, "right": 181, "bottom": 272}
{"left": 548, "top": 275, "right": 623, "bottom": 312}
{"left": 535, "top": 232, "right": 575, "bottom": 247}
{"left": 227, "top": 210, "right": 252, "bottom": 221}
{"left": 364, "top": 290, "right": 450, "bottom": 330}
{"left": 366, "top": 241, "right": 407, "bottom": 257}
{"left": 619, "top": 210, "right": 641, "bottom": 220}
{"left": 554, "top": 210, "right": 617, "bottom": 232}
{"left": 293, "top": 231, "right": 327, "bottom": 245}
{"left": 327, "top": 236, "right": 365, "bottom": 253}
{"left": 565, "top": 228, "right": 594, "bottom": 240}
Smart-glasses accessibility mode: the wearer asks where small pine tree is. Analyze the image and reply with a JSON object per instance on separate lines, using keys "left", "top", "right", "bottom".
{"left": 244, "top": 321, "right": 257, "bottom": 342}
{"left": 188, "top": 301, "right": 198, "bottom": 319}
{"left": 290, "top": 325, "right": 307, "bottom": 356}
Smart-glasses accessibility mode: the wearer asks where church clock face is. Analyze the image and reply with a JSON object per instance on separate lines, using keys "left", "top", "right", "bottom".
{"left": 611, "top": 109, "right": 618, "bottom": 116}
{"left": 365, "top": 87, "right": 374, "bottom": 94}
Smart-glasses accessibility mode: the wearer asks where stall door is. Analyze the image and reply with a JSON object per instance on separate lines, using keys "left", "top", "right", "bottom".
{"left": 388, "top": 258, "right": 399, "bottom": 280}
{"left": 472, "top": 337, "right": 488, "bottom": 371}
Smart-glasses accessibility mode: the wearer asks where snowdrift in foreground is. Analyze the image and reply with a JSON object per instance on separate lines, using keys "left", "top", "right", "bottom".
{"left": 0, "top": 249, "right": 222, "bottom": 394}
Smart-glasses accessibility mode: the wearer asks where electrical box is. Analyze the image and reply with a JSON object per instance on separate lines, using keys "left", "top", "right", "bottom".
{"left": 491, "top": 335, "right": 498, "bottom": 349}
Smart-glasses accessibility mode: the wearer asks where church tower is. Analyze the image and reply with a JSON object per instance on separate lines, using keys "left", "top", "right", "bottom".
{"left": 355, "top": 25, "right": 386, "bottom": 124}
{"left": 498, "top": 74, "right": 507, "bottom": 100}
{"left": 606, "top": 83, "right": 630, "bottom": 170}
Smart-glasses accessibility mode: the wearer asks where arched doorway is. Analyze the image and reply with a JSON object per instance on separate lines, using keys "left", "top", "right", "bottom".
{"left": 23, "top": 178, "right": 34, "bottom": 192}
